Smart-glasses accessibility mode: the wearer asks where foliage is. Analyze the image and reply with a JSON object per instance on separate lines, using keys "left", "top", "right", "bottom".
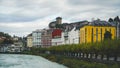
{"left": 0, "top": 32, "right": 13, "bottom": 44}
{"left": 104, "top": 31, "right": 112, "bottom": 40}
{"left": 108, "top": 18, "right": 114, "bottom": 22}
{"left": 41, "top": 54, "right": 120, "bottom": 68}
{"left": 47, "top": 39, "right": 120, "bottom": 56}
{"left": 2, "top": 38, "right": 14, "bottom": 44}
{"left": 26, "top": 39, "right": 120, "bottom": 68}
{"left": 0, "top": 32, "right": 11, "bottom": 38}
{"left": 55, "top": 24, "right": 63, "bottom": 28}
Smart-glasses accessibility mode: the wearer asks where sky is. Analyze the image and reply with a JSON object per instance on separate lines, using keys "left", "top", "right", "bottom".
{"left": 0, "top": 0, "right": 120, "bottom": 37}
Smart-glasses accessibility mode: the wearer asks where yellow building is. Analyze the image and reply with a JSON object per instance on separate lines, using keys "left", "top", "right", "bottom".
{"left": 80, "top": 25, "right": 116, "bottom": 44}
{"left": 27, "top": 34, "right": 33, "bottom": 47}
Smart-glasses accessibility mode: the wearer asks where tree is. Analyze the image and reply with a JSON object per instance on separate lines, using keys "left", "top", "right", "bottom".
{"left": 0, "top": 32, "right": 11, "bottom": 38}
{"left": 114, "top": 16, "right": 120, "bottom": 22}
{"left": 108, "top": 18, "right": 114, "bottom": 22}
{"left": 55, "top": 24, "right": 63, "bottom": 29}
{"left": 104, "top": 31, "right": 112, "bottom": 40}
{"left": 2, "top": 39, "right": 13, "bottom": 44}
{"left": 0, "top": 32, "right": 13, "bottom": 44}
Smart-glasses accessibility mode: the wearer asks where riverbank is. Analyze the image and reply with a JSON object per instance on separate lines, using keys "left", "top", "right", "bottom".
{"left": 40, "top": 54, "right": 120, "bottom": 68}
{"left": 1, "top": 51, "right": 120, "bottom": 68}
{"left": 1, "top": 52, "right": 120, "bottom": 68}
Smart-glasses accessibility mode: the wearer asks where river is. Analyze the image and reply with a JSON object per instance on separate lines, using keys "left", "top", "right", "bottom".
{"left": 0, "top": 54, "right": 67, "bottom": 68}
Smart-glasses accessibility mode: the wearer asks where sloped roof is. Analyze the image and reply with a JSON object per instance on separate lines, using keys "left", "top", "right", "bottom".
{"left": 62, "top": 20, "right": 89, "bottom": 32}
{"left": 27, "top": 33, "right": 32, "bottom": 37}
{"left": 90, "top": 20, "right": 115, "bottom": 26}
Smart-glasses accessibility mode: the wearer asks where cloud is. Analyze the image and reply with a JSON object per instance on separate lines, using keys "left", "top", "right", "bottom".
{"left": 0, "top": 0, "right": 69, "bottom": 22}
{"left": 0, "top": 0, "right": 120, "bottom": 36}
{"left": 67, "top": 0, "right": 120, "bottom": 6}
{"left": 0, "top": 15, "right": 61, "bottom": 36}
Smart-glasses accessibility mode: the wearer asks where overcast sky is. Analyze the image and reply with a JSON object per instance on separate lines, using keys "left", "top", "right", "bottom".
{"left": 0, "top": 0, "right": 120, "bottom": 37}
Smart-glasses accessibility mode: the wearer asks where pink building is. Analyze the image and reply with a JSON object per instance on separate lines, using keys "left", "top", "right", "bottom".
{"left": 41, "top": 29, "right": 52, "bottom": 48}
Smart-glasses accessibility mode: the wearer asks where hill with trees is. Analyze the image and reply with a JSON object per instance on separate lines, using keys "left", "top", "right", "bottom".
{"left": 0, "top": 32, "right": 13, "bottom": 44}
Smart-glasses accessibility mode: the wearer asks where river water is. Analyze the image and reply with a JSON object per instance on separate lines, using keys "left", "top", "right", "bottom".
{"left": 0, "top": 54, "right": 67, "bottom": 68}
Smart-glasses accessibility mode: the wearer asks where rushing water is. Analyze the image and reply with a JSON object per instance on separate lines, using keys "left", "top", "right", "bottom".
{"left": 0, "top": 54, "right": 67, "bottom": 68}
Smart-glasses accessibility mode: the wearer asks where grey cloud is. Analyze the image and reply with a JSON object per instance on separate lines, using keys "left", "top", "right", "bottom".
{"left": 0, "top": 0, "right": 120, "bottom": 36}
{"left": 0, "top": 14, "right": 41, "bottom": 22}
{"left": 0, "top": 0, "right": 62, "bottom": 22}
{"left": 67, "top": 0, "right": 120, "bottom": 10}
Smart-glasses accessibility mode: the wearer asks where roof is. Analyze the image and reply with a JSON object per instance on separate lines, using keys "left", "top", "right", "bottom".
{"left": 90, "top": 19, "right": 115, "bottom": 26}
{"left": 60, "top": 20, "right": 89, "bottom": 32}
{"left": 27, "top": 33, "right": 32, "bottom": 37}
{"left": 32, "top": 29, "right": 44, "bottom": 33}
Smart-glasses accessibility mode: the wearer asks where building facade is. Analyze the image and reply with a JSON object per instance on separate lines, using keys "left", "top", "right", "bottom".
{"left": 32, "top": 29, "right": 43, "bottom": 47}
{"left": 80, "top": 25, "right": 116, "bottom": 44}
{"left": 61, "top": 31, "right": 69, "bottom": 44}
{"left": 109, "top": 16, "right": 120, "bottom": 39}
{"left": 27, "top": 34, "right": 32, "bottom": 48}
{"left": 61, "top": 27, "right": 80, "bottom": 44}
{"left": 68, "top": 27, "right": 79, "bottom": 44}
{"left": 41, "top": 29, "right": 52, "bottom": 48}
{"left": 51, "top": 29, "right": 62, "bottom": 46}
{"left": 0, "top": 44, "right": 23, "bottom": 52}
{"left": 114, "top": 19, "right": 120, "bottom": 39}
{"left": 116, "top": 22, "right": 120, "bottom": 39}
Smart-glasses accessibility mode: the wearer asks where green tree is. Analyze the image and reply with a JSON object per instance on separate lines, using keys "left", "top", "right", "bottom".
{"left": 104, "top": 31, "right": 112, "bottom": 40}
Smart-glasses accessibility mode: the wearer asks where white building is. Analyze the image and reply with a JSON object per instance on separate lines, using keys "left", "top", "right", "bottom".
{"left": 69, "top": 27, "right": 79, "bottom": 44}
{"left": 7, "top": 44, "right": 23, "bottom": 52}
{"left": 0, "top": 44, "right": 23, "bottom": 52}
{"left": 32, "top": 29, "right": 43, "bottom": 47}
{"left": 116, "top": 22, "right": 120, "bottom": 39}
{"left": 52, "top": 38, "right": 62, "bottom": 46}
{"left": 61, "top": 31, "right": 69, "bottom": 44}
{"left": 62, "top": 27, "right": 80, "bottom": 45}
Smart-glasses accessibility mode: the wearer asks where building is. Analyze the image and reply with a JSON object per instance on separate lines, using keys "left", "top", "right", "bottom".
{"left": 52, "top": 38, "right": 62, "bottom": 46}
{"left": 56, "top": 17, "right": 62, "bottom": 24}
{"left": 13, "top": 36, "right": 19, "bottom": 41}
{"left": 41, "top": 29, "right": 52, "bottom": 48}
{"left": 61, "top": 30, "right": 69, "bottom": 44}
{"left": 108, "top": 16, "right": 120, "bottom": 39}
{"left": 0, "top": 44, "right": 9, "bottom": 52}
{"left": 52, "top": 29, "right": 62, "bottom": 38}
{"left": 80, "top": 20, "right": 116, "bottom": 44}
{"left": 32, "top": 29, "right": 43, "bottom": 47}
{"left": 49, "top": 17, "right": 62, "bottom": 28}
{"left": 0, "top": 44, "right": 23, "bottom": 52}
{"left": 51, "top": 29, "right": 62, "bottom": 46}
{"left": 114, "top": 16, "right": 120, "bottom": 39}
{"left": 61, "top": 27, "right": 80, "bottom": 44}
{"left": 116, "top": 22, "right": 120, "bottom": 39}
{"left": 60, "top": 21, "right": 88, "bottom": 45}
{"left": 68, "top": 27, "right": 80, "bottom": 44}
{"left": 27, "top": 33, "right": 32, "bottom": 48}
{"left": 7, "top": 44, "right": 23, "bottom": 52}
